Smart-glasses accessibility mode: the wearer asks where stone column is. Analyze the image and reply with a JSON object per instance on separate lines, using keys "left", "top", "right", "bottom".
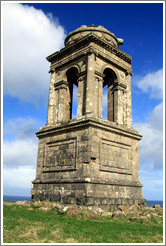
{"left": 94, "top": 76, "right": 103, "bottom": 118}
{"left": 112, "top": 82, "right": 126, "bottom": 125}
{"left": 94, "top": 76, "right": 99, "bottom": 116}
{"left": 46, "top": 70, "right": 56, "bottom": 126}
{"left": 85, "top": 52, "right": 95, "bottom": 116}
{"left": 77, "top": 75, "right": 85, "bottom": 117}
{"left": 53, "top": 87, "right": 58, "bottom": 124}
{"left": 65, "top": 83, "right": 73, "bottom": 121}
{"left": 125, "top": 73, "right": 132, "bottom": 128}
{"left": 98, "top": 77, "right": 103, "bottom": 118}
{"left": 54, "top": 80, "right": 68, "bottom": 124}
{"left": 107, "top": 84, "right": 114, "bottom": 121}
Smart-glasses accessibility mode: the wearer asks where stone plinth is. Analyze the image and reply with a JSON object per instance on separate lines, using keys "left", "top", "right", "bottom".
{"left": 31, "top": 117, "right": 145, "bottom": 208}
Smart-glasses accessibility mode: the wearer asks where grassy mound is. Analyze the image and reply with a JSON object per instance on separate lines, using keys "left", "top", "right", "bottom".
{"left": 3, "top": 202, "right": 163, "bottom": 243}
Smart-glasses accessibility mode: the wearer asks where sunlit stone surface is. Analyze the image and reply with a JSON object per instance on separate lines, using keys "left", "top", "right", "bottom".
{"left": 31, "top": 25, "right": 145, "bottom": 208}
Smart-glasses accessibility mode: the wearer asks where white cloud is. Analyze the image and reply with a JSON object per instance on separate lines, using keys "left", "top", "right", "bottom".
{"left": 3, "top": 167, "right": 36, "bottom": 189}
{"left": 134, "top": 69, "right": 163, "bottom": 99}
{"left": 133, "top": 69, "right": 163, "bottom": 171}
{"left": 3, "top": 117, "right": 40, "bottom": 168}
{"left": 4, "top": 117, "right": 42, "bottom": 140}
{"left": 147, "top": 103, "right": 163, "bottom": 130}
{"left": 3, "top": 117, "right": 40, "bottom": 192}
{"left": 134, "top": 102, "right": 163, "bottom": 170}
{"left": 3, "top": 117, "right": 39, "bottom": 192}
{"left": 3, "top": 3, "right": 66, "bottom": 105}
{"left": 3, "top": 138, "right": 38, "bottom": 168}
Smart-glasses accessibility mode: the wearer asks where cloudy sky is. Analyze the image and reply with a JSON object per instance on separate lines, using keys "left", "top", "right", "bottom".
{"left": 2, "top": 2, "right": 164, "bottom": 200}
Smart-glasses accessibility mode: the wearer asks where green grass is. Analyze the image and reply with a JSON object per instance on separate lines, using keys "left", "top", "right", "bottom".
{"left": 3, "top": 204, "right": 163, "bottom": 243}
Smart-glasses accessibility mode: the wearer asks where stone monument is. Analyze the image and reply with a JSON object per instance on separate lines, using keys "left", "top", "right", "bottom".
{"left": 31, "top": 25, "right": 145, "bottom": 208}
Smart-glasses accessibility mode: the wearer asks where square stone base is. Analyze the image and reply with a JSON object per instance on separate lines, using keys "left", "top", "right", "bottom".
{"left": 31, "top": 181, "right": 145, "bottom": 209}
{"left": 31, "top": 117, "right": 145, "bottom": 208}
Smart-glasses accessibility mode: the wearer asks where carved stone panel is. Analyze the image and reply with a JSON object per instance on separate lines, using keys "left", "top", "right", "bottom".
{"left": 100, "top": 138, "right": 132, "bottom": 174}
{"left": 43, "top": 138, "right": 77, "bottom": 172}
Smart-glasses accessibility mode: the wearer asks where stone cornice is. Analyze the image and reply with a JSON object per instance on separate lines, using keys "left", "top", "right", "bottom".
{"left": 37, "top": 116, "right": 142, "bottom": 141}
{"left": 32, "top": 177, "right": 143, "bottom": 187}
{"left": 49, "top": 44, "right": 132, "bottom": 75}
{"left": 46, "top": 33, "right": 132, "bottom": 65}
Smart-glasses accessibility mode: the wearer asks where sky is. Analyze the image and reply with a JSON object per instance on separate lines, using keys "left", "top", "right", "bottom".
{"left": 2, "top": 1, "right": 164, "bottom": 201}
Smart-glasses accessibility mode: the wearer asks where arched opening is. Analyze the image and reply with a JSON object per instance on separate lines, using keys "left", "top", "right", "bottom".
{"left": 102, "top": 85, "right": 108, "bottom": 120}
{"left": 65, "top": 67, "right": 78, "bottom": 120}
{"left": 72, "top": 84, "right": 78, "bottom": 119}
{"left": 103, "top": 68, "right": 117, "bottom": 121}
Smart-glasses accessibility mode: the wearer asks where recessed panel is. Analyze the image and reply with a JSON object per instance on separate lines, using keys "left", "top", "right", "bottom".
{"left": 100, "top": 138, "right": 132, "bottom": 175}
{"left": 43, "top": 138, "right": 77, "bottom": 172}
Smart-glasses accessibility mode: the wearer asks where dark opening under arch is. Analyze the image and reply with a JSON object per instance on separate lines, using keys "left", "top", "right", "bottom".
{"left": 65, "top": 67, "right": 78, "bottom": 120}
{"left": 103, "top": 68, "right": 117, "bottom": 122}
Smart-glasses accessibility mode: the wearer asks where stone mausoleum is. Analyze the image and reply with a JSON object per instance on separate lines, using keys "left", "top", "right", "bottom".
{"left": 31, "top": 25, "right": 145, "bottom": 208}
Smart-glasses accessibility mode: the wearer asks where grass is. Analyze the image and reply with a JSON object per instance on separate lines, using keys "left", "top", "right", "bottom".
{"left": 3, "top": 203, "right": 163, "bottom": 243}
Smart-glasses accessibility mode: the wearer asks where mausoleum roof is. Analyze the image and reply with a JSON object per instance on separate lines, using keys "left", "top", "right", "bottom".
{"left": 65, "top": 25, "right": 124, "bottom": 47}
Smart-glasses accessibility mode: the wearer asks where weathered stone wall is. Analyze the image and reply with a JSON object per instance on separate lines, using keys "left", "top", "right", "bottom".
{"left": 46, "top": 41, "right": 132, "bottom": 128}
{"left": 32, "top": 181, "right": 144, "bottom": 209}
{"left": 32, "top": 117, "right": 144, "bottom": 207}
{"left": 89, "top": 123, "right": 141, "bottom": 182}
{"left": 32, "top": 25, "right": 145, "bottom": 207}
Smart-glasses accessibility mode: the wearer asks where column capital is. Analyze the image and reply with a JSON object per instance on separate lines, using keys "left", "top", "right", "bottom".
{"left": 112, "top": 82, "right": 127, "bottom": 91}
{"left": 94, "top": 70, "right": 104, "bottom": 83}
{"left": 95, "top": 75, "right": 104, "bottom": 83}
{"left": 77, "top": 71, "right": 86, "bottom": 82}
{"left": 77, "top": 76, "right": 85, "bottom": 83}
{"left": 95, "top": 70, "right": 105, "bottom": 78}
{"left": 54, "top": 80, "right": 68, "bottom": 91}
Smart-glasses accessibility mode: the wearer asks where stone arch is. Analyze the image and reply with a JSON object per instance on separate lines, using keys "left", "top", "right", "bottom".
{"left": 102, "top": 67, "right": 118, "bottom": 122}
{"left": 64, "top": 67, "right": 79, "bottom": 120}
{"left": 101, "top": 64, "right": 120, "bottom": 82}
{"left": 103, "top": 67, "right": 117, "bottom": 87}
{"left": 62, "top": 64, "right": 81, "bottom": 81}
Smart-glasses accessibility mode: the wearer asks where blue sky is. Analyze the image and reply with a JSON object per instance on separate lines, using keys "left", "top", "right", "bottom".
{"left": 2, "top": 2, "right": 164, "bottom": 201}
